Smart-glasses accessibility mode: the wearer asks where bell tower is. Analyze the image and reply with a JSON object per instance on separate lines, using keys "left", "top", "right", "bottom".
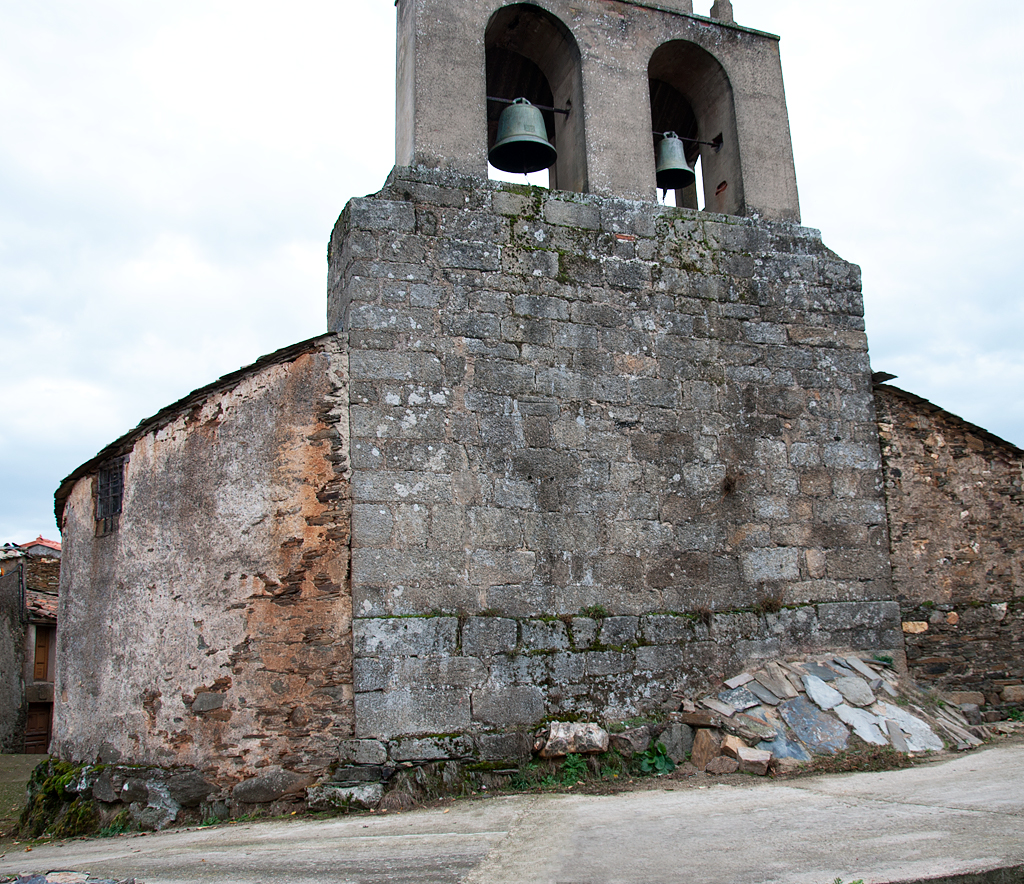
{"left": 396, "top": 0, "right": 800, "bottom": 220}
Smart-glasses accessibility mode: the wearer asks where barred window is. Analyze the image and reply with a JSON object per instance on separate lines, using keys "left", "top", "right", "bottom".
{"left": 96, "top": 459, "right": 125, "bottom": 535}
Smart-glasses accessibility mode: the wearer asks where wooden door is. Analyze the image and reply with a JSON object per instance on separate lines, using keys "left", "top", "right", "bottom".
{"left": 24, "top": 703, "right": 52, "bottom": 754}
{"left": 33, "top": 627, "right": 52, "bottom": 681}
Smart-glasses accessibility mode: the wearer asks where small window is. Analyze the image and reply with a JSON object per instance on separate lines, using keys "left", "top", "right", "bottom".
{"left": 96, "top": 458, "right": 125, "bottom": 535}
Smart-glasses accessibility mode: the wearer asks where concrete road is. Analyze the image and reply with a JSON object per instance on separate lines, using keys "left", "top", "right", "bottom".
{"left": 2, "top": 742, "right": 1023, "bottom": 884}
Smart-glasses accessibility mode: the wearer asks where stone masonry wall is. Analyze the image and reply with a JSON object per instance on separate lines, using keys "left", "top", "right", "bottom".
{"left": 0, "top": 561, "right": 26, "bottom": 753}
{"left": 876, "top": 384, "right": 1024, "bottom": 711}
{"left": 329, "top": 166, "right": 900, "bottom": 741}
{"left": 55, "top": 337, "right": 353, "bottom": 794}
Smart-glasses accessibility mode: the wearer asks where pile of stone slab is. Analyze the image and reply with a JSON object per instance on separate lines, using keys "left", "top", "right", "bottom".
{"left": 533, "top": 654, "right": 989, "bottom": 777}
{"left": 671, "top": 654, "right": 988, "bottom": 774}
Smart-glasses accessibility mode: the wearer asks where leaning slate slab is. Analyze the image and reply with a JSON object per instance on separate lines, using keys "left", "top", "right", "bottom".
{"left": 718, "top": 686, "right": 761, "bottom": 711}
{"left": 700, "top": 696, "right": 737, "bottom": 717}
{"left": 801, "top": 662, "right": 839, "bottom": 682}
{"left": 833, "top": 703, "right": 888, "bottom": 745}
{"left": 746, "top": 680, "right": 781, "bottom": 706}
{"left": 844, "top": 655, "right": 880, "bottom": 680}
{"left": 779, "top": 696, "right": 849, "bottom": 755}
{"left": 802, "top": 674, "right": 844, "bottom": 710}
{"left": 758, "top": 734, "right": 811, "bottom": 762}
{"left": 885, "top": 719, "right": 910, "bottom": 753}
{"left": 873, "top": 702, "right": 944, "bottom": 752}
{"left": 833, "top": 676, "right": 875, "bottom": 707}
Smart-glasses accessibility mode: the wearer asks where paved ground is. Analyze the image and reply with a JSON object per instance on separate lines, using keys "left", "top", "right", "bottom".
{"left": 1, "top": 743, "right": 1023, "bottom": 884}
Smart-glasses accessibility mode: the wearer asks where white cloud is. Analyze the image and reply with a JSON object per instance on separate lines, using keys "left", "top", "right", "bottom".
{"left": 2, "top": 0, "right": 1023, "bottom": 541}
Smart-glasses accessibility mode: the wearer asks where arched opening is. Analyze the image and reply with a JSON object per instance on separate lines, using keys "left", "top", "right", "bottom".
{"left": 648, "top": 41, "right": 743, "bottom": 216}
{"left": 485, "top": 4, "right": 587, "bottom": 193}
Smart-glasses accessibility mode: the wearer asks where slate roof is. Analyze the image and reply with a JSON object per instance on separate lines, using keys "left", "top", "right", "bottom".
{"left": 53, "top": 334, "right": 332, "bottom": 527}
{"left": 874, "top": 380, "right": 1024, "bottom": 459}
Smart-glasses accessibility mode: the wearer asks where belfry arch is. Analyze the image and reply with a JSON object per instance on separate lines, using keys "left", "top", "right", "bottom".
{"left": 648, "top": 40, "right": 744, "bottom": 216}
{"left": 485, "top": 4, "right": 587, "bottom": 193}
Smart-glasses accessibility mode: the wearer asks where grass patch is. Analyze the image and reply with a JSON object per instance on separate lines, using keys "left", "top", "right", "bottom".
{"left": 809, "top": 745, "right": 915, "bottom": 775}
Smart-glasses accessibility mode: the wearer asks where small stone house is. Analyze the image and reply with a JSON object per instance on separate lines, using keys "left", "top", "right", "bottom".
{"left": 0, "top": 537, "right": 61, "bottom": 753}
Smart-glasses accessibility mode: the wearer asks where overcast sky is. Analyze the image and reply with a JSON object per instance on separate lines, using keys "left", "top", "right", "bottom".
{"left": 2, "top": 1, "right": 1022, "bottom": 543}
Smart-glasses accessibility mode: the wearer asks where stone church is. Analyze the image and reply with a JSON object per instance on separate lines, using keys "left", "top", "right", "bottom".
{"left": 53, "top": 0, "right": 1022, "bottom": 809}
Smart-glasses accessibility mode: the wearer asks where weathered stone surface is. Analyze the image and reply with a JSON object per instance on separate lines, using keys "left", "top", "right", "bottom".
{"left": 609, "top": 727, "right": 652, "bottom": 758}
{"left": 873, "top": 702, "right": 944, "bottom": 752}
{"left": 462, "top": 617, "right": 517, "bottom": 657}
{"left": 475, "top": 731, "right": 533, "bottom": 761}
{"left": 746, "top": 681, "right": 781, "bottom": 706}
{"left": 803, "top": 675, "right": 844, "bottom": 711}
{"left": 339, "top": 739, "right": 388, "bottom": 766}
{"left": 778, "top": 697, "right": 849, "bottom": 755}
{"left": 332, "top": 765, "right": 390, "bottom": 785}
{"left": 757, "top": 735, "right": 811, "bottom": 762}
{"left": 721, "top": 734, "right": 747, "bottom": 759}
{"left": 725, "top": 713, "right": 779, "bottom": 743}
{"left": 472, "top": 684, "right": 545, "bottom": 728}
{"left": 232, "top": 769, "right": 313, "bottom": 804}
{"left": 1003, "top": 685, "right": 1024, "bottom": 704}
{"left": 801, "top": 663, "right": 838, "bottom": 682}
{"left": 757, "top": 664, "right": 798, "bottom": 699}
{"left": 53, "top": 338, "right": 355, "bottom": 788}
{"left": 844, "top": 656, "right": 879, "bottom": 680}
{"left": 885, "top": 719, "right": 910, "bottom": 753}
{"left": 91, "top": 770, "right": 118, "bottom": 804}
{"left": 718, "top": 687, "right": 760, "bottom": 711}
{"left": 833, "top": 676, "right": 875, "bottom": 707}
{"left": 736, "top": 746, "right": 772, "bottom": 775}
{"left": 700, "top": 697, "right": 736, "bottom": 718}
{"left": 655, "top": 723, "right": 694, "bottom": 763}
{"left": 166, "top": 771, "right": 214, "bottom": 808}
{"left": 705, "top": 756, "right": 739, "bottom": 775}
{"left": 677, "top": 712, "right": 724, "bottom": 728}
{"left": 535, "top": 722, "right": 609, "bottom": 758}
{"left": 307, "top": 783, "right": 383, "bottom": 811}
{"left": 356, "top": 687, "right": 471, "bottom": 738}
{"left": 128, "top": 783, "right": 180, "bottom": 831}
{"left": 388, "top": 736, "right": 472, "bottom": 762}
{"left": 877, "top": 384, "right": 1024, "bottom": 702}
{"left": 332, "top": 169, "right": 898, "bottom": 744}
{"left": 691, "top": 728, "right": 723, "bottom": 771}
{"left": 833, "top": 704, "right": 887, "bottom": 745}
{"left": 724, "top": 672, "right": 753, "bottom": 689}
{"left": 191, "top": 692, "right": 225, "bottom": 713}
{"left": 949, "top": 691, "right": 986, "bottom": 707}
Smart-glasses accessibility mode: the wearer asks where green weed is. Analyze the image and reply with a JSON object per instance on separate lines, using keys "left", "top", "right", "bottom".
{"left": 636, "top": 742, "right": 675, "bottom": 776}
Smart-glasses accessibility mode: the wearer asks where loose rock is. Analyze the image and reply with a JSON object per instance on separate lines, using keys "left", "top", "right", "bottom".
{"left": 736, "top": 747, "right": 772, "bottom": 776}
{"left": 534, "top": 721, "right": 609, "bottom": 758}
{"left": 691, "top": 728, "right": 723, "bottom": 771}
{"left": 802, "top": 675, "right": 844, "bottom": 710}
{"left": 833, "top": 676, "right": 875, "bottom": 707}
{"left": 705, "top": 756, "right": 739, "bottom": 775}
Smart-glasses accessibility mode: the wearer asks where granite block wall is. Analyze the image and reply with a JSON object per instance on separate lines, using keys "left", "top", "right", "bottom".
{"left": 330, "top": 166, "right": 900, "bottom": 740}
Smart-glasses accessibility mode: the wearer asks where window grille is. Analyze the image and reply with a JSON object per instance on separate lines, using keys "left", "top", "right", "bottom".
{"left": 96, "top": 458, "right": 125, "bottom": 535}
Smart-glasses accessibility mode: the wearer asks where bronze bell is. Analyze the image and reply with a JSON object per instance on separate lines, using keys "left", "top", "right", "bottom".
{"left": 656, "top": 131, "right": 696, "bottom": 190}
{"left": 489, "top": 98, "right": 557, "bottom": 174}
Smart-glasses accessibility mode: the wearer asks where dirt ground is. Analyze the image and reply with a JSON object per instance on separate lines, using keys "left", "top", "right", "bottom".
{"left": 0, "top": 755, "right": 42, "bottom": 848}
